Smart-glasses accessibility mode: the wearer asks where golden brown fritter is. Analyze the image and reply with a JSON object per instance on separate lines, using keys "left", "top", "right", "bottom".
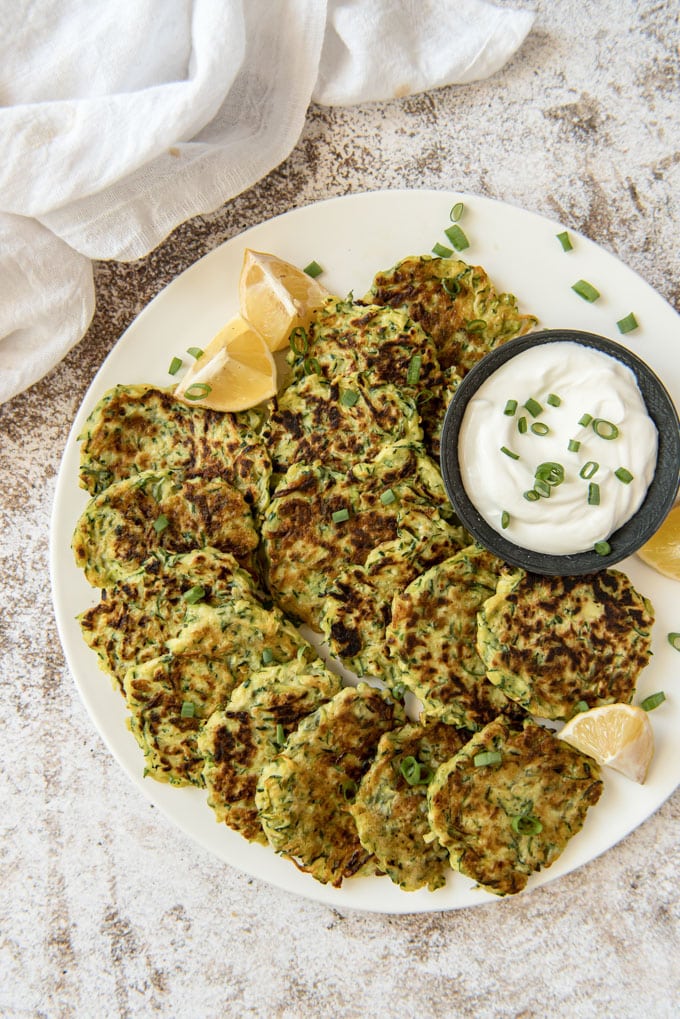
{"left": 477, "top": 568, "right": 655, "bottom": 720}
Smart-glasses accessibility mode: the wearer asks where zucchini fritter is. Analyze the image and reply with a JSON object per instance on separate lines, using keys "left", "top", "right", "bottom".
{"left": 72, "top": 469, "right": 259, "bottom": 587}
{"left": 199, "top": 661, "right": 342, "bottom": 843}
{"left": 477, "top": 568, "right": 655, "bottom": 720}
{"left": 427, "top": 717, "right": 603, "bottom": 896}
{"left": 256, "top": 684, "right": 404, "bottom": 886}
{"left": 351, "top": 720, "right": 469, "bottom": 891}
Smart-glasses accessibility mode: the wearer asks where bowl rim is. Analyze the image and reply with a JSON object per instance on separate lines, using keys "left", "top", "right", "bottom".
{"left": 439, "top": 328, "right": 680, "bottom": 575}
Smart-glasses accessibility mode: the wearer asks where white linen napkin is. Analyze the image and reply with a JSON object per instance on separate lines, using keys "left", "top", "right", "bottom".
{"left": 0, "top": 0, "right": 534, "bottom": 405}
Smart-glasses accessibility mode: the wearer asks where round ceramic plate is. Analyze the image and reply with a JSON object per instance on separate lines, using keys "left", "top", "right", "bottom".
{"left": 51, "top": 190, "right": 680, "bottom": 914}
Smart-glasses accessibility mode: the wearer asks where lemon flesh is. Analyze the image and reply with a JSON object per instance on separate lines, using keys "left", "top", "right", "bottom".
{"left": 637, "top": 503, "right": 680, "bottom": 580}
{"left": 239, "top": 249, "right": 329, "bottom": 352}
{"left": 558, "top": 703, "right": 654, "bottom": 784}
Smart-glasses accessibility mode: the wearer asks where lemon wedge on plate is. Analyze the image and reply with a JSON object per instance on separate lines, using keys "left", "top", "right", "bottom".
{"left": 637, "top": 503, "right": 680, "bottom": 580}
{"left": 558, "top": 703, "right": 654, "bottom": 784}
{"left": 239, "top": 249, "right": 329, "bottom": 352}
{"left": 174, "top": 314, "right": 276, "bottom": 412}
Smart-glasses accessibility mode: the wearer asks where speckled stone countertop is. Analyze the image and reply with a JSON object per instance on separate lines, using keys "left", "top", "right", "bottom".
{"left": 2, "top": 3, "right": 679, "bottom": 1016}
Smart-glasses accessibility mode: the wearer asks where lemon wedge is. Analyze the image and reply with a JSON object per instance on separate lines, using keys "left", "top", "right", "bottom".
{"left": 239, "top": 249, "right": 329, "bottom": 352}
{"left": 558, "top": 703, "right": 654, "bottom": 784}
{"left": 174, "top": 314, "right": 276, "bottom": 412}
{"left": 637, "top": 503, "right": 680, "bottom": 580}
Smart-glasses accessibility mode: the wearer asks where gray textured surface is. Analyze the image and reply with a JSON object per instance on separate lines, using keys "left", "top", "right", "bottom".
{"left": 2, "top": 2, "right": 679, "bottom": 1016}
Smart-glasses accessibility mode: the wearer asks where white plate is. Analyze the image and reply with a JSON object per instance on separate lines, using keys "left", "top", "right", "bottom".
{"left": 50, "top": 190, "right": 680, "bottom": 914}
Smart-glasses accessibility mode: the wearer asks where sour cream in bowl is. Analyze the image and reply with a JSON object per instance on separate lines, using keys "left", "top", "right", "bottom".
{"left": 440, "top": 330, "right": 680, "bottom": 575}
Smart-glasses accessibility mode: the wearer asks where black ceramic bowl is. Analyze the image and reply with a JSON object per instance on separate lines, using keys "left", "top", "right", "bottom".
{"left": 440, "top": 329, "right": 680, "bottom": 575}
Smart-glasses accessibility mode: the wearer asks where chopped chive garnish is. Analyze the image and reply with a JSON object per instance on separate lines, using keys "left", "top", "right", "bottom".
{"left": 289, "top": 327, "right": 308, "bottom": 355}
{"left": 501, "top": 510, "right": 510, "bottom": 529}
{"left": 407, "top": 355, "right": 422, "bottom": 385}
{"left": 450, "top": 202, "right": 464, "bottom": 222}
{"left": 466, "top": 319, "right": 486, "bottom": 333}
{"left": 275, "top": 723, "right": 286, "bottom": 745}
{"left": 445, "top": 224, "right": 470, "bottom": 250}
{"left": 340, "top": 389, "right": 360, "bottom": 408}
{"left": 332, "top": 508, "right": 350, "bottom": 523}
{"left": 556, "top": 230, "right": 573, "bottom": 252}
{"left": 594, "top": 540, "right": 611, "bottom": 556}
{"left": 574, "top": 700, "right": 589, "bottom": 713}
{"left": 180, "top": 700, "right": 196, "bottom": 719}
{"left": 617, "top": 312, "right": 639, "bottom": 334}
{"left": 579, "top": 460, "right": 599, "bottom": 479}
{"left": 531, "top": 422, "right": 550, "bottom": 436}
{"left": 432, "top": 241, "right": 453, "bottom": 258}
{"left": 524, "top": 489, "right": 540, "bottom": 502}
{"left": 399, "top": 755, "right": 433, "bottom": 785}
{"left": 183, "top": 584, "right": 206, "bottom": 604}
{"left": 183, "top": 382, "right": 212, "bottom": 401}
{"left": 587, "top": 482, "right": 601, "bottom": 506}
{"left": 261, "top": 647, "right": 274, "bottom": 665}
{"left": 510, "top": 814, "right": 543, "bottom": 836}
{"left": 668, "top": 633, "right": 680, "bottom": 652}
{"left": 592, "top": 418, "right": 619, "bottom": 440}
{"left": 503, "top": 399, "right": 518, "bottom": 416}
{"left": 640, "top": 691, "right": 666, "bottom": 712}
{"left": 341, "top": 780, "right": 358, "bottom": 801}
{"left": 535, "top": 462, "right": 565, "bottom": 486}
{"left": 568, "top": 438, "right": 581, "bottom": 452}
{"left": 380, "top": 488, "right": 396, "bottom": 505}
{"left": 168, "top": 356, "right": 183, "bottom": 375}
{"left": 442, "top": 277, "right": 460, "bottom": 297}
{"left": 501, "top": 446, "right": 520, "bottom": 460}
{"left": 572, "top": 279, "right": 601, "bottom": 302}
{"left": 473, "top": 751, "right": 502, "bottom": 768}
{"left": 534, "top": 479, "right": 551, "bottom": 498}
{"left": 518, "top": 416, "right": 528, "bottom": 434}
{"left": 547, "top": 393, "right": 561, "bottom": 407}
{"left": 524, "top": 397, "right": 543, "bottom": 418}
{"left": 578, "top": 413, "right": 593, "bottom": 427}
{"left": 303, "top": 260, "right": 323, "bottom": 278}
{"left": 153, "top": 514, "right": 169, "bottom": 534}
{"left": 187, "top": 346, "right": 204, "bottom": 360}
{"left": 303, "top": 356, "right": 321, "bottom": 376}
{"left": 615, "top": 467, "right": 634, "bottom": 484}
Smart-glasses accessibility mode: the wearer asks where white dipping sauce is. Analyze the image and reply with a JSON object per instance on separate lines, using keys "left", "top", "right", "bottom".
{"left": 457, "top": 341, "right": 658, "bottom": 555}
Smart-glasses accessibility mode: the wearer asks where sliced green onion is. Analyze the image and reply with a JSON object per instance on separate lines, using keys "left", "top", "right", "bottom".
{"left": 303, "top": 260, "right": 323, "bottom": 278}
{"left": 399, "top": 755, "right": 433, "bottom": 785}
{"left": 340, "top": 389, "right": 360, "bottom": 408}
{"left": 183, "top": 382, "right": 212, "bottom": 401}
{"left": 332, "top": 508, "right": 350, "bottom": 523}
{"left": 187, "top": 346, "right": 204, "bottom": 360}
{"left": 416, "top": 388, "right": 434, "bottom": 405}
{"left": 180, "top": 700, "right": 196, "bottom": 719}
{"left": 445, "top": 224, "right": 470, "bottom": 250}
{"left": 261, "top": 647, "right": 274, "bottom": 665}
{"left": 303, "top": 356, "right": 321, "bottom": 376}
{"left": 556, "top": 231, "right": 573, "bottom": 252}
{"left": 380, "top": 488, "right": 396, "bottom": 505}
{"left": 341, "top": 779, "right": 358, "bottom": 801}
{"left": 640, "top": 691, "right": 666, "bottom": 712}
{"left": 183, "top": 584, "right": 206, "bottom": 604}
{"left": 531, "top": 422, "right": 550, "bottom": 436}
{"left": 501, "top": 510, "right": 510, "bottom": 529}
{"left": 534, "top": 479, "right": 551, "bottom": 498}
{"left": 572, "top": 279, "right": 601, "bottom": 302}
{"left": 568, "top": 438, "right": 581, "bottom": 452}
{"left": 510, "top": 814, "right": 543, "bottom": 836}
{"left": 524, "top": 397, "right": 543, "bottom": 418}
{"left": 518, "top": 416, "right": 528, "bottom": 434}
{"left": 524, "top": 489, "right": 541, "bottom": 502}
{"left": 432, "top": 241, "right": 453, "bottom": 258}
{"left": 442, "top": 277, "right": 460, "bottom": 297}
{"left": 594, "top": 540, "right": 611, "bottom": 556}
{"left": 503, "top": 399, "right": 518, "bottom": 416}
{"left": 617, "top": 312, "right": 639, "bottom": 334}
{"left": 592, "top": 418, "right": 619, "bottom": 440}
{"left": 574, "top": 700, "right": 590, "bottom": 713}
{"left": 275, "top": 722, "right": 286, "bottom": 745}
{"left": 535, "top": 462, "right": 565, "bottom": 486}
{"left": 466, "top": 319, "right": 486, "bottom": 333}
{"left": 168, "top": 356, "right": 183, "bottom": 376}
{"left": 153, "top": 514, "right": 169, "bottom": 534}
{"left": 579, "top": 460, "right": 599, "bottom": 479}
{"left": 615, "top": 467, "right": 634, "bottom": 484}
{"left": 668, "top": 633, "right": 680, "bottom": 652}
{"left": 407, "top": 355, "right": 423, "bottom": 385}
{"left": 588, "top": 482, "right": 601, "bottom": 506}
{"left": 450, "top": 202, "right": 464, "bottom": 222}
{"left": 501, "top": 446, "right": 520, "bottom": 460}
{"left": 289, "top": 327, "right": 308, "bottom": 356}
{"left": 578, "top": 413, "right": 593, "bottom": 427}
{"left": 473, "top": 750, "right": 502, "bottom": 768}
{"left": 547, "top": 393, "right": 562, "bottom": 407}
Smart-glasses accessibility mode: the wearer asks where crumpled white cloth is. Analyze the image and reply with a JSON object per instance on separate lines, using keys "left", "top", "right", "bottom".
{"left": 0, "top": 0, "right": 534, "bottom": 405}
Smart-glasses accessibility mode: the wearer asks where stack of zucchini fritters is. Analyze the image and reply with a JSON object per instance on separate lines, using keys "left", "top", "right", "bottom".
{"left": 72, "top": 256, "right": 654, "bottom": 897}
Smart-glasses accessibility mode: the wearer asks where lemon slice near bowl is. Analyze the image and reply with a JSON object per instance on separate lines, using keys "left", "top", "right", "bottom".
{"left": 239, "top": 249, "right": 329, "bottom": 352}
{"left": 637, "top": 503, "right": 680, "bottom": 580}
{"left": 558, "top": 703, "right": 654, "bottom": 784}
